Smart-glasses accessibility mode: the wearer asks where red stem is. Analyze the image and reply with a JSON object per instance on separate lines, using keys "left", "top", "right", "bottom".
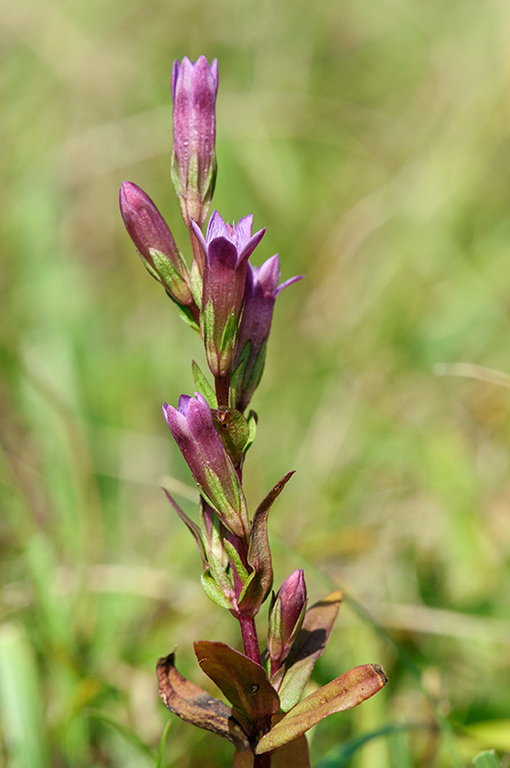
{"left": 215, "top": 375, "right": 230, "bottom": 407}
{"left": 239, "top": 614, "right": 261, "bottom": 666}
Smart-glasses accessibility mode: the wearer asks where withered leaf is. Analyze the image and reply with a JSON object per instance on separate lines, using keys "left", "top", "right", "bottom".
{"left": 256, "top": 664, "right": 388, "bottom": 754}
{"left": 275, "top": 590, "right": 343, "bottom": 711}
{"left": 195, "top": 641, "right": 280, "bottom": 722}
{"left": 157, "top": 652, "right": 251, "bottom": 752}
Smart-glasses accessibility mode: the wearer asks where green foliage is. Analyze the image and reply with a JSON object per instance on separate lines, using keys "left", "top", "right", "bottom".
{"left": 3, "top": 0, "right": 510, "bottom": 764}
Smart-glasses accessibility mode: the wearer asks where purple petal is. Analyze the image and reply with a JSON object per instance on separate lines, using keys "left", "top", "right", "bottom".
{"left": 238, "top": 226, "right": 266, "bottom": 264}
{"left": 276, "top": 273, "right": 304, "bottom": 295}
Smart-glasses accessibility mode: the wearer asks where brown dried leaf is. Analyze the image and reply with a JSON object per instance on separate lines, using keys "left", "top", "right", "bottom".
{"left": 157, "top": 652, "right": 251, "bottom": 752}
{"left": 275, "top": 590, "right": 343, "bottom": 711}
{"left": 194, "top": 641, "right": 280, "bottom": 722}
{"left": 256, "top": 664, "right": 388, "bottom": 754}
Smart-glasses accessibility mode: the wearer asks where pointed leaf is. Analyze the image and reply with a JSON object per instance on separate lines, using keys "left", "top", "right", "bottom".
{"left": 256, "top": 664, "right": 388, "bottom": 754}
{"left": 192, "top": 360, "right": 218, "bottom": 408}
{"left": 194, "top": 641, "right": 280, "bottom": 722}
{"left": 276, "top": 590, "right": 343, "bottom": 711}
{"left": 162, "top": 488, "right": 206, "bottom": 566}
{"left": 156, "top": 652, "right": 251, "bottom": 752}
{"left": 239, "top": 472, "right": 295, "bottom": 617}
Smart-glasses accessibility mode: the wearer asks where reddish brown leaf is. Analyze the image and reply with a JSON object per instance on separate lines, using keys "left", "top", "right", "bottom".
{"left": 239, "top": 472, "right": 295, "bottom": 617}
{"left": 157, "top": 652, "right": 251, "bottom": 752}
{"left": 256, "top": 664, "right": 388, "bottom": 754}
{"left": 194, "top": 641, "right": 280, "bottom": 722}
{"left": 275, "top": 590, "right": 343, "bottom": 711}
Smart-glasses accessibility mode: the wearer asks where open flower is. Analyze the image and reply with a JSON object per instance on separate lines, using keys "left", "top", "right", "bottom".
{"left": 232, "top": 255, "right": 303, "bottom": 411}
{"left": 192, "top": 212, "right": 265, "bottom": 378}
{"left": 171, "top": 56, "right": 218, "bottom": 229}
{"left": 163, "top": 393, "right": 249, "bottom": 539}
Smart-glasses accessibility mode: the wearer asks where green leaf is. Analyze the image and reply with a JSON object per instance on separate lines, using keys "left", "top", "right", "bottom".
{"left": 85, "top": 708, "right": 155, "bottom": 764}
{"left": 473, "top": 751, "right": 503, "bottom": 768}
{"left": 194, "top": 641, "right": 280, "bottom": 722}
{"left": 201, "top": 568, "right": 235, "bottom": 610}
{"left": 192, "top": 360, "right": 217, "bottom": 408}
{"left": 275, "top": 590, "right": 343, "bottom": 711}
{"left": 156, "top": 652, "right": 252, "bottom": 752}
{"left": 0, "top": 623, "right": 48, "bottom": 768}
{"left": 316, "top": 723, "right": 424, "bottom": 768}
{"left": 256, "top": 664, "right": 388, "bottom": 754}
{"left": 155, "top": 719, "right": 171, "bottom": 768}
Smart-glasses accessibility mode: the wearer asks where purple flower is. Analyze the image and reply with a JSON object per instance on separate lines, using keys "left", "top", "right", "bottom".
{"left": 268, "top": 569, "right": 307, "bottom": 674}
{"left": 192, "top": 212, "right": 266, "bottom": 379}
{"left": 232, "top": 255, "right": 303, "bottom": 411}
{"left": 119, "top": 181, "right": 194, "bottom": 308}
{"left": 163, "top": 393, "right": 249, "bottom": 539}
{"left": 171, "top": 56, "right": 218, "bottom": 229}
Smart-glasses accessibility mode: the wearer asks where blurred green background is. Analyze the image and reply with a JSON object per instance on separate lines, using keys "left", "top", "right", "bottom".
{"left": 2, "top": 0, "right": 510, "bottom": 765}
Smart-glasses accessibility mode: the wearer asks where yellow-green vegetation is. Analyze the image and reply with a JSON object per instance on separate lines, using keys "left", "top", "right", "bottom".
{"left": 2, "top": 0, "right": 510, "bottom": 765}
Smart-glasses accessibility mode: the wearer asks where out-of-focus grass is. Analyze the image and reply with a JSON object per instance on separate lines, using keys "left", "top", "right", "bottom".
{"left": 2, "top": 0, "right": 510, "bottom": 765}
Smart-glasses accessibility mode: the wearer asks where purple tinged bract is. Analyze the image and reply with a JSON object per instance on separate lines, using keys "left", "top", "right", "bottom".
{"left": 192, "top": 212, "right": 266, "bottom": 378}
{"left": 171, "top": 56, "right": 218, "bottom": 229}
{"left": 162, "top": 393, "right": 249, "bottom": 539}
{"left": 233, "top": 255, "right": 303, "bottom": 411}
{"left": 119, "top": 181, "right": 194, "bottom": 307}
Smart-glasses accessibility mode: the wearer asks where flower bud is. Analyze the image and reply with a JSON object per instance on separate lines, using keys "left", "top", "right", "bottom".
{"left": 171, "top": 56, "right": 218, "bottom": 229}
{"left": 268, "top": 569, "right": 307, "bottom": 673}
{"left": 119, "top": 181, "right": 195, "bottom": 308}
{"left": 162, "top": 393, "right": 250, "bottom": 540}
{"left": 232, "top": 256, "right": 303, "bottom": 412}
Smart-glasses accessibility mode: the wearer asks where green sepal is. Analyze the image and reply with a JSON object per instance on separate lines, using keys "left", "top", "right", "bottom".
{"left": 170, "top": 148, "right": 184, "bottom": 198}
{"left": 229, "top": 341, "right": 250, "bottom": 407}
{"left": 201, "top": 569, "right": 235, "bottom": 610}
{"left": 219, "top": 308, "right": 238, "bottom": 355}
{"left": 244, "top": 410, "right": 258, "bottom": 455}
{"left": 190, "top": 259, "right": 203, "bottom": 306}
{"left": 149, "top": 247, "right": 189, "bottom": 295}
{"left": 175, "top": 303, "right": 200, "bottom": 332}
{"left": 246, "top": 339, "right": 267, "bottom": 394}
{"left": 223, "top": 540, "right": 250, "bottom": 584}
{"left": 140, "top": 254, "right": 164, "bottom": 284}
{"left": 192, "top": 360, "right": 218, "bottom": 408}
{"left": 200, "top": 153, "right": 217, "bottom": 202}
{"left": 267, "top": 595, "right": 283, "bottom": 661}
{"left": 186, "top": 148, "right": 200, "bottom": 193}
{"left": 202, "top": 466, "right": 248, "bottom": 540}
{"left": 202, "top": 299, "right": 216, "bottom": 348}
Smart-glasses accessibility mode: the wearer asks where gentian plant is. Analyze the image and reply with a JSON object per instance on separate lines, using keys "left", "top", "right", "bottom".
{"left": 120, "top": 55, "right": 387, "bottom": 767}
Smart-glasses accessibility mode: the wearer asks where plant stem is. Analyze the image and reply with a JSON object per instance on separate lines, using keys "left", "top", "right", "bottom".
{"left": 215, "top": 375, "right": 230, "bottom": 407}
{"left": 239, "top": 614, "right": 261, "bottom": 665}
